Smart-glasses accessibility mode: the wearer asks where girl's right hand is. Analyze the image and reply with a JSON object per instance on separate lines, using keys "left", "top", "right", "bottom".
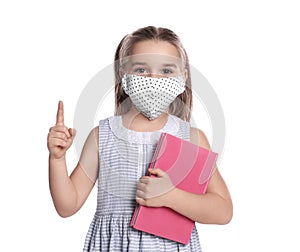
{"left": 47, "top": 101, "right": 76, "bottom": 160}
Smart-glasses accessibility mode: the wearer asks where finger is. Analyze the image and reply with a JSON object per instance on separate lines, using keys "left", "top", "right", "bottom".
{"left": 148, "top": 168, "right": 166, "bottom": 177}
{"left": 68, "top": 128, "right": 76, "bottom": 138}
{"left": 139, "top": 176, "right": 149, "bottom": 184}
{"left": 49, "top": 131, "right": 68, "bottom": 141}
{"left": 50, "top": 125, "right": 71, "bottom": 138}
{"left": 136, "top": 188, "right": 146, "bottom": 198}
{"left": 136, "top": 182, "right": 147, "bottom": 191}
{"left": 56, "top": 100, "right": 64, "bottom": 126}
{"left": 136, "top": 197, "right": 146, "bottom": 206}
{"left": 49, "top": 138, "right": 68, "bottom": 148}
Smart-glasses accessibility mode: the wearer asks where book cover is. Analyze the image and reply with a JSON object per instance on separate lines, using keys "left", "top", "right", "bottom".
{"left": 130, "top": 133, "right": 218, "bottom": 244}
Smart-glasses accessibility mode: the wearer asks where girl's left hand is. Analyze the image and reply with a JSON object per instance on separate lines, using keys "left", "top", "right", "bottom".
{"left": 136, "top": 168, "right": 174, "bottom": 207}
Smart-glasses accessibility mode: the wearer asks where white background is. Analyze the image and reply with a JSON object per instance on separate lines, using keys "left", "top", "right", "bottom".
{"left": 1, "top": 0, "right": 299, "bottom": 251}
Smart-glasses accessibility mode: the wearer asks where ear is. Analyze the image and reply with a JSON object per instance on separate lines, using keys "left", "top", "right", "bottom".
{"left": 183, "top": 68, "right": 188, "bottom": 82}
{"left": 119, "top": 67, "right": 125, "bottom": 79}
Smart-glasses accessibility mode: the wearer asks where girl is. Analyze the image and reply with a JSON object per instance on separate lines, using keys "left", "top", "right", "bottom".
{"left": 47, "top": 26, "right": 232, "bottom": 251}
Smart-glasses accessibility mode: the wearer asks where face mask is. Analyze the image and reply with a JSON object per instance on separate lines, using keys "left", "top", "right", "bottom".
{"left": 121, "top": 74, "right": 185, "bottom": 120}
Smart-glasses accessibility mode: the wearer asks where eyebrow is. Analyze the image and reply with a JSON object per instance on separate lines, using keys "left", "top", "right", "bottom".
{"left": 130, "top": 62, "right": 178, "bottom": 68}
{"left": 130, "top": 62, "right": 147, "bottom": 66}
{"left": 162, "top": 63, "right": 178, "bottom": 68}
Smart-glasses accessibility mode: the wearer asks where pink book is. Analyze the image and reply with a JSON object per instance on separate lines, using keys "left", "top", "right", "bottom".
{"left": 130, "top": 133, "right": 218, "bottom": 244}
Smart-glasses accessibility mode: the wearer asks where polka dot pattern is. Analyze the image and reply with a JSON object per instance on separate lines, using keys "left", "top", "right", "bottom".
{"left": 122, "top": 74, "right": 185, "bottom": 120}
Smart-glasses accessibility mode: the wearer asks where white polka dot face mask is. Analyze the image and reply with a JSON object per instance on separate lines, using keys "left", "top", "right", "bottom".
{"left": 122, "top": 74, "right": 185, "bottom": 120}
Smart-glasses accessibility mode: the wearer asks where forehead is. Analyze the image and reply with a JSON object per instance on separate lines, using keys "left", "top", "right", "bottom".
{"left": 129, "top": 40, "right": 181, "bottom": 66}
{"left": 131, "top": 40, "right": 180, "bottom": 57}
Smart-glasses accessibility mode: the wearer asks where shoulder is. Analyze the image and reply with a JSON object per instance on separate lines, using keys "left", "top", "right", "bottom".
{"left": 190, "top": 127, "right": 211, "bottom": 150}
{"left": 98, "top": 115, "right": 119, "bottom": 129}
{"left": 82, "top": 126, "right": 99, "bottom": 149}
{"left": 92, "top": 126, "right": 99, "bottom": 138}
{"left": 190, "top": 127, "right": 219, "bottom": 175}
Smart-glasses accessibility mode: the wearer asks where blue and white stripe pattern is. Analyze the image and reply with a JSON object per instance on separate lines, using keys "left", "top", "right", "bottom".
{"left": 83, "top": 115, "right": 202, "bottom": 251}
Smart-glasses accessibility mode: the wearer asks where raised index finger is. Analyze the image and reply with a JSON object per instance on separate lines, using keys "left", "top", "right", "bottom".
{"left": 56, "top": 100, "right": 64, "bottom": 126}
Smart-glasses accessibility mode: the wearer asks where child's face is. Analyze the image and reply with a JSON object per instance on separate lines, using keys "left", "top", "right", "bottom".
{"left": 126, "top": 40, "right": 184, "bottom": 78}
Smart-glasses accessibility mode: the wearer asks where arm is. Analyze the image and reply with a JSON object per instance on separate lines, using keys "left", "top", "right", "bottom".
{"left": 165, "top": 169, "right": 232, "bottom": 224}
{"left": 48, "top": 101, "right": 99, "bottom": 217}
{"left": 136, "top": 128, "right": 233, "bottom": 225}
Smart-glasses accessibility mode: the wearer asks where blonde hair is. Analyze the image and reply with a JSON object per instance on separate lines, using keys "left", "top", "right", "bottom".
{"left": 114, "top": 26, "right": 192, "bottom": 122}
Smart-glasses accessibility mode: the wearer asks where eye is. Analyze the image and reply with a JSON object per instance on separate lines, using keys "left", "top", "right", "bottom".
{"left": 161, "top": 68, "right": 174, "bottom": 75}
{"left": 134, "top": 67, "right": 148, "bottom": 74}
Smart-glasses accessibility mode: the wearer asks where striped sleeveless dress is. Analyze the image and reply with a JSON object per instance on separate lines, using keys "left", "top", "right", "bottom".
{"left": 83, "top": 115, "right": 202, "bottom": 251}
